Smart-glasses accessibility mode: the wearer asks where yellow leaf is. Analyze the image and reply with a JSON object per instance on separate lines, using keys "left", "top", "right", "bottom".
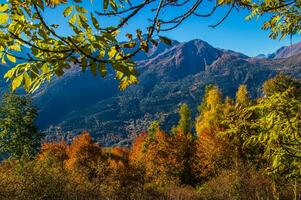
{"left": 0, "top": 4, "right": 9, "bottom": 12}
{"left": 108, "top": 48, "right": 116, "bottom": 59}
{"left": 0, "top": 13, "right": 9, "bottom": 24}
{"left": 7, "top": 54, "right": 16, "bottom": 63}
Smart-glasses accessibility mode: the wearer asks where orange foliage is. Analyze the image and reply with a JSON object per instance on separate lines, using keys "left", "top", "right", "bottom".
{"left": 143, "top": 130, "right": 183, "bottom": 186}
{"left": 110, "top": 147, "right": 129, "bottom": 160}
{"left": 129, "top": 130, "right": 195, "bottom": 186}
{"left": 193, "top": 128, "right": 232, "bottom": 179}
{"left": 64, "top": 131, "right": 103, "bottom": 180}
{"left": 108, "top": 147, "right": 129, "bottom": 170}
{"left": 38, "top": 141, "right": 68, "bottom": 164}
{"left": 129, "top": 132, "right": 148, "bottom": 166}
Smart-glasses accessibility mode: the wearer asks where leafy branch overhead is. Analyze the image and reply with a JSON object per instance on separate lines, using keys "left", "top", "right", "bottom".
{"left": 0, "top": 0, "right": 300, "bottom": 92}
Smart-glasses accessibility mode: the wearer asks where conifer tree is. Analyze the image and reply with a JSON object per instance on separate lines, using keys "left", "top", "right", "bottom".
{"left": 172, "top": 103, "right": 193, "bottom": 135}
{"left": 236, "top": 85, "right": 250, "bottom": 107}
{"left": 196, "top": 86, "right": 222, "bottom": 134}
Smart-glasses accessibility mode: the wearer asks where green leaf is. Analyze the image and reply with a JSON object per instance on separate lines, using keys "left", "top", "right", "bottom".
{"left": 11, "top": 74, "right": 23, "bottom": 91}
{"left": 41, "top": 63, "right": 50, "bottom": 74}
{"left": 109, "top": 0, "right": 117, "bottom": 11}
{"left": 91, "top": 13, "right": 100, "bottom": 30}
{"left": 103, "top": 0, "right": 109, "bottom": 10}
{"left": 119, "top": 75, "right": 138, "bottom": 90}
{"left": 23, "top": 72, "right": 32, "bottom": 91}
{"left": 75, "top": 5, "right": 87, "bottom": 13}
{"left": 55, "top": 68, "right": 64, "bottom": 77}
{"left": 90, "top": 62, "right": 97, "bottom": 76}
{"left": 63, "top": 6, "right": 73, "bottom": 17}
{"left": 159, "top": 36, "right": 172, "bottom": 46}
{"left": 78, "top": 13, "right": 88, "bottom": 23}
{"left": 98, "top": 62, "right": 107, "bottom": 77}
{"left": 4, "top": 67, "right": 16, "bottom": 79}
{"left": 1, "top": 56, "right": 6, "bottom": 64}
{"left": 81, "top": 57, "right": 87, "bottom": 72}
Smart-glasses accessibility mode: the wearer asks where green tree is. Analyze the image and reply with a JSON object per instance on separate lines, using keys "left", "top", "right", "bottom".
{"left": 148, "top": 120, "right": 160, "bottom": 136}
{"left": 172, "top": 103, "right": 193, "bottom": 135}
{"left": 143, "top": 120, "right": 160, "bottom": 151}
{"left": 263, "top": 73, "right": 301, "bottom": 97}
{"left": 221, "top": 85, "right": 261, "bottom": 168}
{"left": 248, "top": 75, "right": 301, "bottom": 177}
{"left": 0, "top": 0, "right": 299, "bottom": 92}
{"left": 0, "top": 93, "right": 42, "bottom": 160}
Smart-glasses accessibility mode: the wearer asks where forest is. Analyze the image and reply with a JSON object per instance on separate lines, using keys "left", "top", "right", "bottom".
{"left": 0, "top": 74, "right": 300, "bottom": 199}
{"left": 0, "top": 0, "right": 301, "bottom": 199}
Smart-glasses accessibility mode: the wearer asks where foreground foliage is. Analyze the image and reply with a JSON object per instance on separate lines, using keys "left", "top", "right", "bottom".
{"left": 0, "top": 0, "right": 300, "bottom": 92}
{"left": 0, "top": 93, "right": 41, "bottom": 160}
{"left": 1, "top": 74, "right": 301, "bottom": 199}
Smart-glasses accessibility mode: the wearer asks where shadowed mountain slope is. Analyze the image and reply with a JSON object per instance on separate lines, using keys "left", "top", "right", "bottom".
{"left": 25, "top": 39, "right": 301, "bottom": 145}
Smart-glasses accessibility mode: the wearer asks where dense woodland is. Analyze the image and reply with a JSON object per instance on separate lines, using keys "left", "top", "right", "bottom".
{"left": 0, "top": 0, "right": 301, "bottom": 199}
{"left": 0, "top": 74, "right": 300, "bottom": 199}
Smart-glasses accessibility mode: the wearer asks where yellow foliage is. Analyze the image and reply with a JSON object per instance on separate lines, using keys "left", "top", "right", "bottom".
{"left": 45, "top": 0, "right": 67, "bottom": 8}
{"left": 236, "top": 85, "right": 250, "bottom": 106}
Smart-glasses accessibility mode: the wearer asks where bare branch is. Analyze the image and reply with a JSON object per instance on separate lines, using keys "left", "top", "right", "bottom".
{"left": 209, "top": 2, "right": 236, "bottom": 28}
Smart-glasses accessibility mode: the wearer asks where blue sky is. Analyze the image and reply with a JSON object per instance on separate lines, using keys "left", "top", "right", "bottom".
{"left": 22, "top": 0, "right": 301, "bottom": 57}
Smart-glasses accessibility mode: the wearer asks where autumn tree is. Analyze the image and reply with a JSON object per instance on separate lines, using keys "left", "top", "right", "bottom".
{"left": 0, "top": 0, "right": 300, "bottom": 92}
{"left": 170, "top": 103, "right": 195, "bottom": 184}
{"left": 193, "top": 86, "right": 232, "bottom": 179}
{"left": 196, "top": 85, "right": 223, "bottom": 134}
{"left": 143, "top": 130, "right": 180, "bottom": 186}
{"left": 141, "top": 120, "right": 161, "bottom": 153}
{"left": 129, "top": 132, "right": 148, "bottom": 167}
{"left": 38, "top": 141, "right": 68, "bottom": 167}
{"left": 236, "top": 84, "right": 250, "bottom": 107}
{"left": 0, "top": 93, "right": 42, "bottom": 160}
{"left": 263, "top": 73, "right": 301, "bottom": 97}
{"left": 220, "top": 85, "right": 256, "bottom": 166}
{"left": 172, "top": 103, "right": 193, "bottom": 135}
{"left": 65, "top": 131, "right": 103, "bottom": 181}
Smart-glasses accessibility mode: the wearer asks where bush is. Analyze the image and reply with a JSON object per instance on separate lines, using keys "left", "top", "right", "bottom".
{"left": 198, "top": 168, "right": 275, "bottom": 200}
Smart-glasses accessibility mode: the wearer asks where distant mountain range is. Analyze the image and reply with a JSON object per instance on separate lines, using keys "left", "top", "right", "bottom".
{"left": 3, "top": 39, "right": 301, "bottom": 145}
{"left": 256, "top": 41, "right": 301, "bottom": 59}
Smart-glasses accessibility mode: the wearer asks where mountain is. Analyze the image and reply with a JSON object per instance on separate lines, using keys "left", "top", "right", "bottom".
{"left": 14, "top": 39, "right": 301, "bottom": 145}
{"left": 260, "top": 42, "right": 301, "bottom": 59}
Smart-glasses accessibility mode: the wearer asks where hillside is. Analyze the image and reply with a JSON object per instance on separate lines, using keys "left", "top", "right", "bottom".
{"left": 257, "top": 41, "right": 301, "bottom": 59}
{"left": 26, "top": 39, "right": 301, "bottom": 145}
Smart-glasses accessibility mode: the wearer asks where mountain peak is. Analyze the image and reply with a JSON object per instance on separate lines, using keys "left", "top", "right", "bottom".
{"left": 182, "top": 39, "right": 212, "bottom": 50}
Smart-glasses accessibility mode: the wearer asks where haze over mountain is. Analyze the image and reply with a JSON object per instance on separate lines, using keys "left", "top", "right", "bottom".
{"left": 7, "top": 39, "right": 301, "bottom": 145}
